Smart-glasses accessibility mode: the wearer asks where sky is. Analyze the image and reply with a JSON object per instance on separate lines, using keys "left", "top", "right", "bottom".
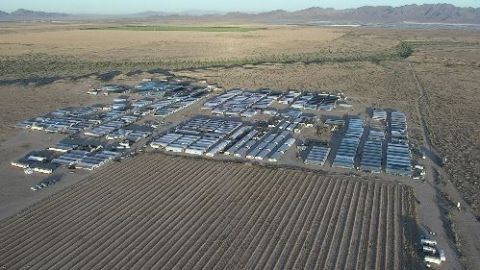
{"left": 0, "top": 0, "right": 479, "bottom": 14}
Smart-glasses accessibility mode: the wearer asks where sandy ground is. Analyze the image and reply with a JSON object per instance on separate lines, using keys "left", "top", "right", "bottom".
{"left": 0, "top": 78, "right": 109, "bottom": 220}
{"left": 0, "top": 131, "right": 92, "bottom": 220}
{"left": 0, "top": 79, "right": 110, "bottom": 220}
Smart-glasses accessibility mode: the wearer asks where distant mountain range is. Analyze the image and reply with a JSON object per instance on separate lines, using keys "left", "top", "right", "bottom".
{"left": 242, "top": 4, "right": 480, "bottom": 24}
{"left": 0, "top": 8, "right": 68, "bottom": 20}
{"left": 1, "top": 4, "right": 479, "bottom": 24}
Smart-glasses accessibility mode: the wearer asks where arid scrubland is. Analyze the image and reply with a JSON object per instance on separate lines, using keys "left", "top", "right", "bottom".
{"left": 0, "top": 23, "right": 409, "bottom": 81}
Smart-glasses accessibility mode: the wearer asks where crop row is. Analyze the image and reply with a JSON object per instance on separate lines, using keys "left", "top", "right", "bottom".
{"left": 0, "top": 154, "right": 413, "bottom": 269}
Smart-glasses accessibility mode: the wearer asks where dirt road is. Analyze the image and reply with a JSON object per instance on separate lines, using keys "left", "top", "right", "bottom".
{"left": 409, "top": 62, "right": 480, "bottom": 270}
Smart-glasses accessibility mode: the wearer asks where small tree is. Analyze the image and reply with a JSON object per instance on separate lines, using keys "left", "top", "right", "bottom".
{"left": 398, "top": 41, "right": 413, "bottom": 58}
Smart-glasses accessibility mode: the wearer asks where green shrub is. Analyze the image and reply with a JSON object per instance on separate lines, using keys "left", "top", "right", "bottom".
{"left": 398, "top": 42, "right": 414, "bottom": 58}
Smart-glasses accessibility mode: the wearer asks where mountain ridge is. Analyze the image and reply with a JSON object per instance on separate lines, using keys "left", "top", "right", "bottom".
{"left": 0, "top": 4, "right": 479, "bottom": 24}
{"left": 0, "top": 8, "right": 67, "bottom": 20}
{"left": 246, "top": 4, "right": 480, "bottom": 24}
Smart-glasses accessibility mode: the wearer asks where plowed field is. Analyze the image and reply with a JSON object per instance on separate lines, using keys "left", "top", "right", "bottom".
{"left": 0, "top": 154, "right": 415, "bottom": 270}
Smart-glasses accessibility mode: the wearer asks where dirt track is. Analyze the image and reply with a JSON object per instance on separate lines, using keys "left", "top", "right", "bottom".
{"left": 0, "top": 154, "right": 414, "bottom": 269}
{"left": 409, "top": 61, "right": 480, "bottom": 270}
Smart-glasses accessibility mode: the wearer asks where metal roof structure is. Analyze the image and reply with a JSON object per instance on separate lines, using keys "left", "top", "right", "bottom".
{"left": 386, "top": 111, "right": 412, "bottom": 177}
{"left": 305, "top": 146, "right": 331, "bottom": 166}
{"left": 333, "top": 118, "right": 365, "bottom": 169}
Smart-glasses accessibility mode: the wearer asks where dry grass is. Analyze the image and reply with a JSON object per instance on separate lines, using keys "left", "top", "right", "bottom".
{"left": 0, "top": 23, "right": 410, "bottom": 81}
{"left": 1, "top": 22, "right": 477, "bottom": 66}
{"left": 0, "top": 25, "right": 345, "bottom": 61}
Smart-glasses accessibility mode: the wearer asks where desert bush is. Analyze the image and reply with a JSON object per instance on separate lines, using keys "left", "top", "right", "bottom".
{"left": 398, "top": 42, "right": 414, "bottom": 58}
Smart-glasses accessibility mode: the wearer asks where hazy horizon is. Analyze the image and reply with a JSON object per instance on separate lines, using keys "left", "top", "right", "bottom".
{"left": 1, "top": 0, "right": 479, "bottom": 15}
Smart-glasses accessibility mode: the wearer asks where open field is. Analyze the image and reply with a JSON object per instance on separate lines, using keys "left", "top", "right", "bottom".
{"left": 0, "top": 154, "right": 417, "bottom": 270}
{"left": 1, "top": 23, "right": 478, "bottom": 83}
{"left": 84, "top": 25, "right": 265, "bottom": 32}
{"left": 0, "top": 23, "right": 413, "bottom": 81}
{"left": 0, "top": 24, "right": 346, "bottom": 62}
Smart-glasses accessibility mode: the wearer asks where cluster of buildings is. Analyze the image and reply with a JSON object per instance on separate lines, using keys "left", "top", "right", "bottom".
{"left": 386, "top": 111, "right": 413, "bottom": 176}
{"left": 52, "top": 149, "right": 121, "bottom": 170}
{"left": 105, "top": 127, "right": 152, "bottom": 144}
{"left": 360, "top": 110, "right": 387, "bottom": 173}
{"left": 332, "top": 118, "right": 365, "bottom": 169}
{"left": 11, "top": 139, "right": 123, "bottom": 175}
{"left": 304, "top": 109, "right": 413, "bottom": 178}
{"left": 289, "top": 92, "right": 341, "bottom": 111}
{"left": 150, "top": 89, "right": 208, "bottom": 117}
{"left": 84, "top": 115, "right": 138, "bottom": 138}
{"left": 13, "top": 78, "right": 417, "bottom": 182}
{"left": 204, "top": 90, "right": 276, "bottom": 117}
{"left": 151, "top": 116, "right": 298, "bottom": 163}
{"left": 150, "top": 89, "right": 330, "bottom": 162}
{"left": 16, "top": 106, "right": 106, "bottom": 135}
{"left": 88, "top": 84, "right": 129, "bottom": 95}
{"left": 304, "top": 145, "right": 331, "bottom": 166}
{"left": 17, "top": 80, "right": 208, "bottom": 138}
{"left": 91, "top": 80, "right": 197, "bottom": 96}
{"left": 112, "top": 81, "right": 208, "bottom": 118}
{"left": 12, "top": 79, "right": 210, "bottom": 177}
{"left": 151, "top": 118, "right": 242, "bottom": 155}
{"left": 202, "top": 89, "right": 343, "bottom": 118}
{"left": 275, "top": 114, "right": 309, "bottom": 133}
{"left": 421, "top": 238, "right": 446, "bottom": 267}
{"left": 11, "top": 150, "right": 60, "bottom": 174}
{"left": 225, "top": 130, "right": 295, "bottom": 162}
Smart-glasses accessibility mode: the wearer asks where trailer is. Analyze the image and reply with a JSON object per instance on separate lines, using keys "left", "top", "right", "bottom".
{"left": 424, "top": 256, "right": 442, "bottom": 265}
{"left": 420, "top": 239, "right": 438, "bottom": 246}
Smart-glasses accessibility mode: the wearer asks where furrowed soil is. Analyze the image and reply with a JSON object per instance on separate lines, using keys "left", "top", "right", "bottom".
{"left": 0, "top": 154, "right": 416, "bottom": 270}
